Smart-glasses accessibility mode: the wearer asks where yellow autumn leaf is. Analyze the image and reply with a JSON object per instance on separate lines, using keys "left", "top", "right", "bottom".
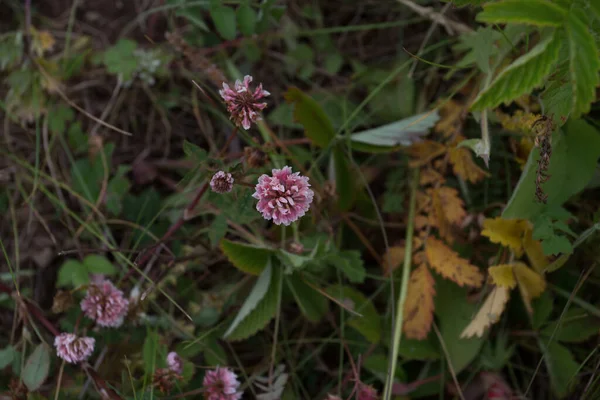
{"left": 383, "top": 246, "right": 404, "bottom": 275}
{"left": 434, "top": 99, "right": 465, "bottom": 137}
{"left": 523, "top": 229, "right": 548, "bottom": 273}
{"left": 425, "top": 237, "right": 484, "bottom": 288}
{"left": 403, "top": 264, "right": 436, "bottom": 340}
{"left": 460, "top": 286, "right": 510, "bottom": 338}
{"left": 488, "top": 264, "right": 517, "bottom": 289}
{"left": 449, "top": 146, "right": 489, "bottom": 184}
{"left": 481, "top": 217, "right": 529, "bottom": 256}
{"left": 419, "top": 168, "right": 445, "bottom": 186}
{"left": 30, "top": 27, "right": 56, "bottom": 57}
{"left": 513, "top": 262, "right": 546, "bottom": 314}
{"left": 428, "top": 186, "right": 466, "bottom": 243}
{"left": 407, "top": 140, "right": 447, "bottom": 167}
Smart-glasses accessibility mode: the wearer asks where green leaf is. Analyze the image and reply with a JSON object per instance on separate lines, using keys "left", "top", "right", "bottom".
{"left": 224, "top": 262, "right": 281, "bottom": 341}
{"left": 210, "top": 4, "right": 237, "bottom": 40}
{"left": 286, "top": 275, "right": 328, "bottom": 322}
{"left": 532, "top": 291, "right": 554, "bottom": 329}
{"left": 435, "top": 277, "right": 484, "bottom": 373}
{"left": 142, "top": 331, "right": 166, "bottom": 374}
{"left": 503, "top": 120, "right": 600, "bottom": 220}
{"left": 48, "top": 104, "right": 74, "bottom": 134}
{"left": 57, "top": 259, "right": 89, "bottom": 287}
{"left": 326, "top": 250, "right": 366, "bottom": 284}
{"left": 220, "top": 239, "right": 274, "bottom": 275}
{"left": 542, "top": 62, "right": 572, "bottom": 126}
{"left": 477, "top": 0, "right": 567, "bottom": 27}
{"left": 397, "top": 335, "right": 440, "bottom": 360}
{"left": 284, "top": 87, "right": 336, "bottom": 148}
{"left": 183, "top": 140, "right": 208, "bottom": 162}
{"left": 209, "top": 214, "right": 228, "bottom": 248}
{"left": 22, "top": 344, "right": 50, "bottom": 391}
{"left": 224, "top": 260, "right": 272, "bottom": 337}
{"left": 541, "top": 234, "right": 572, "bottom": 256}
{"left": 106, "top": 166, "right": 130, "bottom": 215}
{"left": 103, "top": 39, "right": 138, "bottom": 82}
{"left": 83, "top": 255, "right": 116, "bottom": 275}
{"left": 566, "top": 10, "right": 600, "bottom": 117}
{"left": 326, "top": 285, "right": 381, "bottom": 343}
{"left": 542, "top": 309, "right": 600, "bottom": 343}
{"left": 539, "top": 339, "right": 579, "bottom": 397}
{"left": 237, "top": 4, "right": 257, "bottom": 36}
{"left": 0, "top": 345, "right": 16, "bottom": 368}
{"left": 471, "top": 32, "right": 561, "bottom": 111}
{"left": 350, "top": 110, "right": 439, "bottom": 147}
{"left": 176, "top": 7, "right": 210, "bottom": 32}
{"left": 333, "top": 146, "right": 355, "bottom": 211}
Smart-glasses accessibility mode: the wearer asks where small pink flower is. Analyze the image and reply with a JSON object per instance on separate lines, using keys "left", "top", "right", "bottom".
{"left": 357, "top": 383, "right": 378, "bottom": 400}
{"left": 219, "top": 75, "right": 269, "bottom": 130}
{"left": 54, "top": 333, "right": 95, "bottom": 364}
{"left": 210, "top": 171, "right": 234, "bottom": 193}
{"left": 81, "top": 279, "right": 129, "bottom": 328}
{"left": 167, "top": 351, "right": 183, "bottom": 375}
{"left": 253, "top": 166, "right": 314, "bottom": 226}
{"left": 203, "top": 367, "right": 242, "bottom": 400}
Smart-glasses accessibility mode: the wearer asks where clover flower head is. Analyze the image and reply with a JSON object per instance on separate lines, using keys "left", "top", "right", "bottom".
{"left": 54, "top": 333, "right": 95, "bottom": 364}
{"left": 253, "top": 166, "right": 314, "bottom": 226}
{"left": 167, "top": 351, "right": 183, "bottom": 375}
{"left": 202, "top": 367, "right": 243, "bottom": 400}
{"left": 219, "top": 75, "right": 269, "bottom": 130}
{"left": 210, "top": 171, "right": 234, "bottom": 193}
{"left": 81, "top": 279, "right": 129, "bottom": 328}
{"left": 357, "top": 383, "right": 378, "bottom": 400}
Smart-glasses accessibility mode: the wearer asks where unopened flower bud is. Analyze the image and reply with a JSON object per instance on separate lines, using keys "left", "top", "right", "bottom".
{"left": 210, "top": 171, "right": 234, "bottom": 194}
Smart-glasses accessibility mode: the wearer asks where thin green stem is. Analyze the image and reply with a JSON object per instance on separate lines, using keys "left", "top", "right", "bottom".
{"left": 383, "top": 168, "right": 419, "bottom": 399}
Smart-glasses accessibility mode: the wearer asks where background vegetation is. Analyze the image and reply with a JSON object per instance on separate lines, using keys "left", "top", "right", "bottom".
{"left": 1, "top": 0, "right": 600, "bottom": 399}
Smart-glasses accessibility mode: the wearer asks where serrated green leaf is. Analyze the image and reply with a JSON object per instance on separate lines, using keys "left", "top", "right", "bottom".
{"left": 84, "top": 255, "right": 116, "bottom": 275}
{"left": 326, "top": 285, "right": 381, "bottom": 343}
{"left": 503, "top": 120, "right": 600, "bottom": 220}
{"left": 326, "top": 251, "right": 366, "bottom": 284}
{"left": 209, "top": 214, "right": 228, "bottom": 248}
{"left": 237, "top": 4, "right": 257, "bottom": 36}
{"left": 542, "top": 309, "right": 600, "bottom": 343}
{"left": 471, "top": 32, "right": 561, "bottom": 111}
{"left": 542, "top": 61, "right": 572, "bottom": 126}
{"left": 224, "top": 260, "right": 272, "bottom": 337}
{"left": 539, "top": 339, "right": 579, "bottom": 397}
{"left": 210, "top": 5, "right": 237, "bottom": 40}
{"left": 57, "top": 259, "right": 89, "bottom": 287}
{"left": 0, "top": 345, "right": 16, "bottom": 368}
{"left": 22, "top": 344, "right": 50, "bottom": 391}
{"left": 284, "top": 87, "right": 336, "bottom": 147}
{"left": 48, "top": 104, "right": 74, "bottom": 134}
{"left": 220, "top": 239, "right": 274, "bottom": 275}
{"left": 350, "top": 111, "right": 439, "bottom": 147}
{"left": 103, "top": 39, "right": 138, "bottom": 81}
{"left": 566, "top": 10, "right": 600, "bottom": 117}
{"left": 286, "top": 275, "right": 328, "bottom": 322}
{"left": 477, "top": 0, "right": 567, "bottom": 27}
{"left": 541, "top": 234, "right": 572, "bottom": 256}
{"left": 224, "top": 263, "right": 281, "bottom": 341}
